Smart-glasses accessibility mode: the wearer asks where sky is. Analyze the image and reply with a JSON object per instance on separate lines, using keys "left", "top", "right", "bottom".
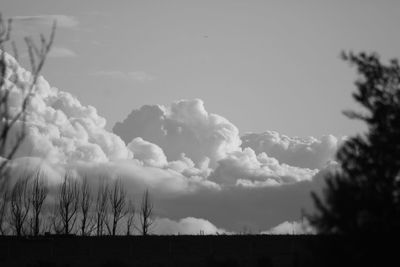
{"left": 1, "top": 1, "right": 400, "bottom": 234}
{"left": 3, "top": 0, "right": 400, "bottom": 137}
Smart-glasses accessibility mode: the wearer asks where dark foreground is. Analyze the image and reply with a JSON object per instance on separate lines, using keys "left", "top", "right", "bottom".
{"left": 0, "top": 235, "right": 396, "bottom": 267}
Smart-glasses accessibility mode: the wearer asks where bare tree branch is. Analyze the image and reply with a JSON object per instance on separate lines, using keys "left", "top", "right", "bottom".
{"left": 0, "top": 179, "right": 10, "bottom": 235}
{"left": 9, "top": 175, "right": 30, "bottom": 236}
{"left": 125, "top": 199, "right": 135, "bottom": 236}
{"left": 137, "top": 189, "right": 154, "bottom": 236}
{"left": 95, "top": 180, "right": 108, "bottom": 236}
{"left": 78, "top": 176, "right": 95, "bottom": 236}
{"left": 0, "top": 13, "right": 56, "bottom": 186}
{"left": 55, "top": 172, "right": 79, "bottom": 235}
{"left": 28, "top": 169, "right": 48, "bottom": 236}
{"left": 106, "top": 178, "right": 127, "bottom": 236}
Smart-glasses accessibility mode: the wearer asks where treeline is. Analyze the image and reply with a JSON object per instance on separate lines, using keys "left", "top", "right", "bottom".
{"left": 0, "top": 170, "right": 154, "bottom": 237}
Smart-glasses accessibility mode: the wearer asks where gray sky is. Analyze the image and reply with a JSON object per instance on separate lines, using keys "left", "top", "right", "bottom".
{"left": 2, "top": 0, "right": 400, "bottom": 137}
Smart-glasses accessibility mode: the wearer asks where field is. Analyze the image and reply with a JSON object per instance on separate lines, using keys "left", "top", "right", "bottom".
{"left": 0, "top": 235, "right": 394, "bottom": 267}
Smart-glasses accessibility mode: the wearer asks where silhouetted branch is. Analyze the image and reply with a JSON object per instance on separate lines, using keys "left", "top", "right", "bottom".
{"left": 0, "top": 13, "right": 56, "bottom": 186}
{"left": 95, "top": 180, "right": 108, "bottom": 236}
{"left": 106, "top": 178, "right": 127, "bottom": 236}
{"left": 137, "top": 189, "right": 154, "bottom": 236}
{"left": 9, "top": 175, "right": 30, "bottom": 236}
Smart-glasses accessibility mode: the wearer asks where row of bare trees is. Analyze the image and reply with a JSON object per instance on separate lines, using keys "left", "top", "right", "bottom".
{"left": 0, "top": 171, "right": 154, "bottom": 236}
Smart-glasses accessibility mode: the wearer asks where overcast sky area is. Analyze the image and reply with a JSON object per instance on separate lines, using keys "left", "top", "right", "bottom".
{"left": 2, "top": 1, "right": 400, "bottom": 234}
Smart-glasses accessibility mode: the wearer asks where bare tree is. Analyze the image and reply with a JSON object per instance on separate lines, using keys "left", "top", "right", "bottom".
{"left": 55, "top": 173, "right": 79, "bottom": 235}
{"left": 28, "top": 169, "right": 48, "bottom": 236}
{"left": 125, "top": 199, "right": 135, "bottom": 236}
{"left": 0, "top": 14, "right": 55, "bottom": 184}
{"left": 137, "top": 189, "right": 154, "bottom": 236}
{"left": 95, "top": 181, "right": 108, "bottom": 236}
{"left": 0, "top": 182, "right": 9, "bottom": 235}
{"left": 79, "top": 176, "right": 95, "bottom": 236}
{"left": 106, "top": 178, "right": 127, "bottom": 236}
{"left": 9, "top": 176, "right": 30, "bottom": 236}
{"left": 49, "top": 204, "right": 63, "bottom": 234}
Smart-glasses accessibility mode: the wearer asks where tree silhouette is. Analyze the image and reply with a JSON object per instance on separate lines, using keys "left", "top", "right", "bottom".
{"left": 55, "top": 173, "right": 79, "bottom": 235}
{"left": 9, "top": 175, "right": 30, "bottom": 236}
{"left": 106, "top": 178, "right": 127, "bottom": 236}
{"left": 95, "top": 181, "right": 109, "bottom": 236}
{"left": 28, "top": 169, "right": 48, "bottom": 236}
{"left": 310, "top": 52, "right": 400, "bottom": 234}
{"left": 78, "top": 176, "right": 95, "bottom": 236}
{"left": 137, "top": 189, "right": 154, "bottom": 236}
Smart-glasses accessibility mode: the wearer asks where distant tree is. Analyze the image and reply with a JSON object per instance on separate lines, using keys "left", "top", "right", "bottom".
{"left": 0, "top": 181, "right": 9, "bottom": 235}
{"left": 55, "top": 173, "right": 79, "bottom": 235}
{"left": 106, "top": 178, "right": 127, "bottom": 236}
{"left": 125, "top": 199, "right": 135, "bottom": 236}
{"left": 9, "top": 176, "right": 30, "bottom": 236}
{"left": 137, "top": 189, "right": 154, "bottom": 236}
{"left": 0, "top": 14, "right": 55, "bottom": 185}
{"left": 310, "top": 52, "right": 400, "bottom": 234}
{"left": 78, "top": 176, "right": 95, "bottom": 236}
{"left": 95, "top": 181, "right": 108, "bottom": 236}
{"left": 28, "top": 169, "right": 48, "bottom": 236}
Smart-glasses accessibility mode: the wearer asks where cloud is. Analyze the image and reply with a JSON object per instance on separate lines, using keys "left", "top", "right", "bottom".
{"left": 2, "top": 52, "right": 132, "bottom": 163}
{"left": 113, "top": 99, "right": 242, "bottom": 168}
{"left": 12, "top": 15, "right": 79, "bottom": 28}
{"left": 91, "top": 70, "right": 155, "bottom": 82}
{"left": 210, "top": 148, "right": 318, "bottom": 186}
{"left": 113, "top": 99, "right": 320, "bottom": 186}
{"left": 153, "top": 217, "right": 227, "bottom": 235}
{"left": 127, "top": 137, "right": 168, "bottom": 168}
{"left": 262, "top": 220, "right": 315, "bottom": 235}
{"left": 1, "top": 51, "right": 339, "bottom": 232}
{"left": 241, "top": 131, "right": 344, "bottom": 170}
{"left": 48, "top": 47, "right": 77, "bottom": 58}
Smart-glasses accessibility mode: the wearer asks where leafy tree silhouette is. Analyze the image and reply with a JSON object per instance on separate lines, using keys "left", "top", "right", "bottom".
{"left": 310, "top": 52, "right": 400, "bottom": 235}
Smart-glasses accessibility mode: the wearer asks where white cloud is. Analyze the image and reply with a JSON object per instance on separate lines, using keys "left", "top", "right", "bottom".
{"left": 153, "top": 217, "right": 227, "bottom": 235}
{"left": 127, "top": 137, "right": 168, "bottom": 168}
{"left": 12, "top": 15, "right": 79, "bottom": 28}
{"left": 1, "top": 51, "right": 339, "bottom": 232}
{"left": 2, "top": 52, "right": 132, "bottom": 163}
{"left": 241, "top": 131, "right": 344, "bottom": 170}
{"left": 48, "top": 47, "right": 77, "bottom": 58}
{"left": 210, "top": 148, "right": 318, "bottom": 186}
{"left": 113, "top": 99, "right": 242, "bottom": 168}
{"left": 262, "top": 220, "right": 315, "bottom": 235}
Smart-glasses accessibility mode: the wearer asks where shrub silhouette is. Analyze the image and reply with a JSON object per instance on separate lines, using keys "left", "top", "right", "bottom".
{"left": 310, "top": 52, "right": 400, "bottom": 234}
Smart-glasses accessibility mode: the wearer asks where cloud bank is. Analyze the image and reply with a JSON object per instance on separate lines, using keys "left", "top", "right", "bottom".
{"left": 1, "top": 51, "right": 340, "bottom": 233}
{"left": 262, "top": 220, "right": 315, "bottom": 235}
{"left": 241, "top": 132, "right": 344, "bottom": 170}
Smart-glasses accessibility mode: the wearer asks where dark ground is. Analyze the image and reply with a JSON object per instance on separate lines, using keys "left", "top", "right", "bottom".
{"left": 0, "top": 235, "right": 396, "bottom": 267}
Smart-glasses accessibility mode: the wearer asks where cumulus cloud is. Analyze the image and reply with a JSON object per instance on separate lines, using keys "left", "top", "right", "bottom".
{"left": 113, "top": 99, "right": 242, "bottom": 169}
{"left": 241, "top": 131, "right": 344, "bottom": 170}
{"left": 153, "top": 217, "right": 227, "bottom": 235}
{"left": 2, "top": 52, "right": 132, "bottom": 163}
{"left": 210, "top": 148, "right": 318, "bottom": 186}
{"left": 1, "top": 51, "right": 339, "bottom": 232}
{"left": 262, "top": 220, "right": 315, "bottom": 235}
{"left": 113, "top": 100, "right": 319, "bottom": 186}
{"left": 127, "top": 137, "right": 168, "bottom": 168}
